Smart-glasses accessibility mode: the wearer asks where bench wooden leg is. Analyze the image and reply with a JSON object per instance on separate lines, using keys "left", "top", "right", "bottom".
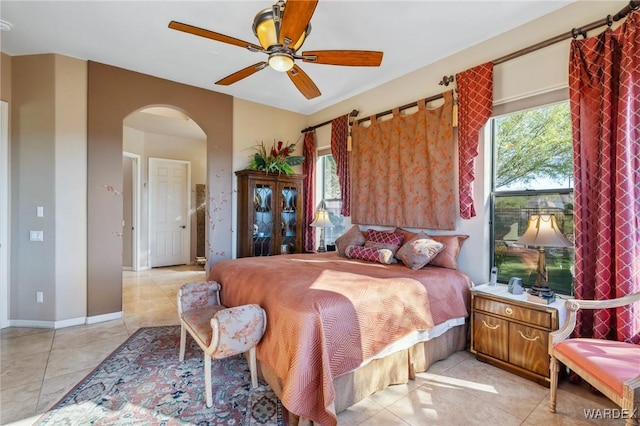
{"left": 249, "top": 346, "right": 258, "bottom": 388}
{"left": 204, "top": 354, "right": 213, "bottom": 408}
{"left": 179, "top": 324, "right": 187, "bottom": 362}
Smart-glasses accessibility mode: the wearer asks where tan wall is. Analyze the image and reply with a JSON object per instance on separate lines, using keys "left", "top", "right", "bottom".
{"left": 54, "top": 55, "right": 87, "bottom": 322}
{"left": 1, "top": 52, "right": 11, "bottom": 103}
{"left": 10, "top": 55, "right": 56, "bottom": 321}
{"left": 231, "top": 99, "right": 308, "bottom": 256}
{"left": 87, "top": 62, "right": 233, "bottom": 317}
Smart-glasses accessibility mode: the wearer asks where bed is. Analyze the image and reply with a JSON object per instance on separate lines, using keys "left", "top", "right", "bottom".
{"left": 208, "top": 251, "right": 472, "bottom": 425}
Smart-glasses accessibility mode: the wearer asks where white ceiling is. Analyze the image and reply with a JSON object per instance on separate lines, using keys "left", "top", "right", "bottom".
{"left": 0, "top": 1, "right": 574, "bottom": 115}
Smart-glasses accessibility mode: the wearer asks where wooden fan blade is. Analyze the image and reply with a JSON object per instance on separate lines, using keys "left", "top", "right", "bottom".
{"left": 216, "top": 62, "right": 268, "bottom": 86}
{"left": 169, "top": 21, "right": 263, "bottom": 51}
{"left": 287, "top": 65, "right": 321, "bottom": 99}
{"left": 279, "top": 0, "right": 318, "bottom": 47}
{"left": 302, "top": 50, "right": 383, "bottom": 66}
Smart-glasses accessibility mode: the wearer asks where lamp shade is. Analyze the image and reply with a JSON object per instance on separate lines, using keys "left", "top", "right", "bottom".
{"left": 310, "top": 210, "right": 333, "bottom": 228}
{"left": 516, "top": 214, "right": 571, "bottom": 248}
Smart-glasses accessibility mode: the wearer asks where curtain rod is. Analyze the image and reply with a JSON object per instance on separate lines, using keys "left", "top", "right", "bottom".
{"left": 303, "top": 1, "right": 638, "bottom": 130}
{"left": 494, "top": 0, "right": 637, "bottom": 65}
{"left": 301, "top": 109, "right": 359, "bottom": 133}
{"left": 356, "top": 1, "right": 637, "bottom": 126}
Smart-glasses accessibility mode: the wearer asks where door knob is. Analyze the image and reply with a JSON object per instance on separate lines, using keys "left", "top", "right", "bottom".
{"left": 180, "top": 225, "right": 186, "bottom": 229}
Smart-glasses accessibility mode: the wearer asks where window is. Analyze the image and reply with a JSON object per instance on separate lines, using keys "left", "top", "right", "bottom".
{"left": 317, "top": 153, "right": 345, "bottom": 245}
{"left": 491, "top": 101, "right": 574, "bottom": 294}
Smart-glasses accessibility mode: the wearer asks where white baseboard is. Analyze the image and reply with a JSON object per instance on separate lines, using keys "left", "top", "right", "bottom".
{"left": 86, "top": 311, "right": 122, "bottom": 324}
{"left": 10, "top": 312, "right": 123, "bottom": 329}
{"left": 10, "top": 316, "right": 86, "bottom": 329}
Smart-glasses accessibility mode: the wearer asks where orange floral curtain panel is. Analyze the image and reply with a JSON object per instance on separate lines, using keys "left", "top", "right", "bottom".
{"left": 351, "top": 91, "right": 455, "bottom": 229}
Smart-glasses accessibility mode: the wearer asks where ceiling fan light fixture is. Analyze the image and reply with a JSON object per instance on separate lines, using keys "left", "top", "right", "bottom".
{"left": 253, "top": 8, "right": 278, "bottom": 49}
{"left": 253, "top": 3, "right": 310, "bottom": 50}
{"left": 268, "top": 53, "right": 294, "bottom": 72}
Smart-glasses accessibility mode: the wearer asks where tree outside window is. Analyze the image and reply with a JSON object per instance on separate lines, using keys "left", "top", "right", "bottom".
{"left": 492, "top": 101, "right": 575, "bottom": 294}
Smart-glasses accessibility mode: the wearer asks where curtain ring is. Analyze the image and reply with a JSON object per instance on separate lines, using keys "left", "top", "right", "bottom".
{"left": 571, "top": 27, "right": 587, "bottom": 39}
{"left": 571, "top": 28, "right": 580, "bottom": 39}
{"left": 631, "top": 1, "right": 639, "bottom": 11}
{"left": 606, "top": 14, "right": 613, "bottom": 27}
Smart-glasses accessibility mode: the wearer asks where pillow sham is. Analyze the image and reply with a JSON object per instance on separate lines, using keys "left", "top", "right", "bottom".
{"left": 345, "top": 245, "right": 395, "bottom": 265}
{"left": 429, "top": 234, "right": 469, "bottom": 269}
{"left": 335, "top": 225, "right": 366, "bottom": 257}
{"left": 395, "top": 232, "right": 445, "bottom": 270}
{"left": 394, "top": 228, "right": 418, "bottom": 245}
{"left": 364, "top": 229, "right": 405, "bottom": 255}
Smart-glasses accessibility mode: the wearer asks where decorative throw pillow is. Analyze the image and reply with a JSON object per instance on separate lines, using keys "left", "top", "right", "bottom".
{"left": 429, "top": 234, "right": 469, "bottom": 269}
{"left": 345, "top": 245, "right": 395, "bottom": 265}
{"left": 394, "top": 228, "right": 418, "bottom": 245}
{"left": 335, "top": 225, "right": 366, "bottom": 257}
{"left": 395, "top": 232, "right": 445, "bottom": 270}
{"left": 364, "top": 229, "right": 405, "bottom": 255}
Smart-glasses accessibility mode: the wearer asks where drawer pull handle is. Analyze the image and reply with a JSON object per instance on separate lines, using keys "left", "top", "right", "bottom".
{"left": 482, "top": 320, "right": 500, "bottom": 330}
{"left": 518, "top": 331, "right": 540, "bottom": 342}
{"left": 505, "top": 307, "right": 513, "bottom": 315}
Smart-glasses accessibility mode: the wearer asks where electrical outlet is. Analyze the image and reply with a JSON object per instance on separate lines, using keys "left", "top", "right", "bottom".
{"left": 36, "top": 291, "right": 44, "bottom": 303}
{"left": 29, "top": 230, "right": 44, "bottom": 242}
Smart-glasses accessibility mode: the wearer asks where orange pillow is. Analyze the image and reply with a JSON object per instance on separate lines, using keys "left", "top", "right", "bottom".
{"left": 428, "top": 234, "right": 469, "bottom": 269}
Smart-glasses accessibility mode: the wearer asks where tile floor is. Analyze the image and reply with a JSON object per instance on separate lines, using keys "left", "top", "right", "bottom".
{"left": 1, "top": 266, "right": 620, "bottom": 425}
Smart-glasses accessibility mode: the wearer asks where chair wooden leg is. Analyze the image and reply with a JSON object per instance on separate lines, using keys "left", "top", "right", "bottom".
{"left": 204, "top": 354, "right": 213, "bottom": 408}
{"left": 549, "top": 356, "right": 559, "bottom": 413}
{"left": 249, "top": 346, "right": 258, "bottom": 388}
{"left": 179, "top": 324, "right": 186, "bottom": 362}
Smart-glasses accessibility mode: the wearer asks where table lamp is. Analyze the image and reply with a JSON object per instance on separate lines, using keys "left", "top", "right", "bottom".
{"left": 515, "top": 214, "right": 572, "bottom": 299}
{"left": 310, "top": 209, "right": 333, "bottom": 252}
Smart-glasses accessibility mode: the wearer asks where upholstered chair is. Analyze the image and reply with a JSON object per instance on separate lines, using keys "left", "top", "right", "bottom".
{"left": 549, "top": 291, "right": 640, "bottom": 426}
{"left": 178, "top": 281, "right": 267, "bottom": 408}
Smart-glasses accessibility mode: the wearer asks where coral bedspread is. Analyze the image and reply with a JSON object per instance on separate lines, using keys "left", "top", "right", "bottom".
{"left": 208, "top": 252, "right": 471, "bottom": 425}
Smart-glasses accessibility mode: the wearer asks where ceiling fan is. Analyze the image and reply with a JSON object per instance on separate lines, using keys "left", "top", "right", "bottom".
{"left": 168, "top": 0, "right": 383, "bottom": 100}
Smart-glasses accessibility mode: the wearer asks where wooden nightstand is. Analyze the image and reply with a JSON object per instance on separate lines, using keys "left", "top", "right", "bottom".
{"left": 470, "top": 284, "right": 567, "bottom": 387}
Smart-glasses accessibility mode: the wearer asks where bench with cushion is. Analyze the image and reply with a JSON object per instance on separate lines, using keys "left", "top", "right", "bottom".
{"left": 178, "top": 281, "right": 266, "bottom": 408}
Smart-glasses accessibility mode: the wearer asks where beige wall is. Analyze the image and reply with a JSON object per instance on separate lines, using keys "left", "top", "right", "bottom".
{"left": 10, "top": 54, "right": 87, "bottom": 324}
{"left": 231, "top": 99, "right": 308, "bottom": 256}
{"left": 1, "top": 52, "right": 11, "bottom": 103}
{"left": 54, "top": 55, "right": 87, "bottom": 322}
{"left": 307, "top": 0, "right": 626, "bottom": 284}
{"left": 11, "top": 55, "right": 56, "bottom": 322}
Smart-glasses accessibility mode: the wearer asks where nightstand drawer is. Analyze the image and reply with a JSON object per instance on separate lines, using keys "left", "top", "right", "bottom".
{"left": 509, "top": 322, "right": 550, "bottom": 376}
{"left": 473, "top": 312, "right": 509, "bottom": 362}
{"left": 474, "top": 296, "right": 552, "bottom": 329}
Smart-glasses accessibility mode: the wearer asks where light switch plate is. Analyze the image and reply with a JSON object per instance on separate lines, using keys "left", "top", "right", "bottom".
{"left": 29, "top": 230, "right": 44, "bottom": 242}
{"left": 37, "top": 206, "right": 44, "bottom": 217}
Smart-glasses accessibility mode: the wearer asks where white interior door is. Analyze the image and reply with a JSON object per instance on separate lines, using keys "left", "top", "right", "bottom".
{"left": 149, "top": 158, "right": 190, "bottom": 267}
{"left": 1, "top": 101, "right": 9, "bottom": 328}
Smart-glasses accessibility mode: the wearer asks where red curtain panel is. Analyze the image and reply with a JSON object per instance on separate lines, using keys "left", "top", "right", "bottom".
{"left": 456, "top": 62, "right": 493, "bottom": 219}
{"left": 570, "top": 10, "right": 640, "bottom": 343}
{"left": 330, "top": 114, "right": 351, "bottom": 217}
{"left": 302, "top": 130, "right": 317, "bottom": 252}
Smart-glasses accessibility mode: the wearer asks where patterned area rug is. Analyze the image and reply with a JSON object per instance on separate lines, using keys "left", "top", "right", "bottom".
{"left": 36, "top": 325, "right": 284, "bottom": 425}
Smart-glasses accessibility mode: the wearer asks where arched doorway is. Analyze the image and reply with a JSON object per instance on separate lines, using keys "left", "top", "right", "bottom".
{"left": 122, "top": 106, "right": 206, "bottom": 270}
